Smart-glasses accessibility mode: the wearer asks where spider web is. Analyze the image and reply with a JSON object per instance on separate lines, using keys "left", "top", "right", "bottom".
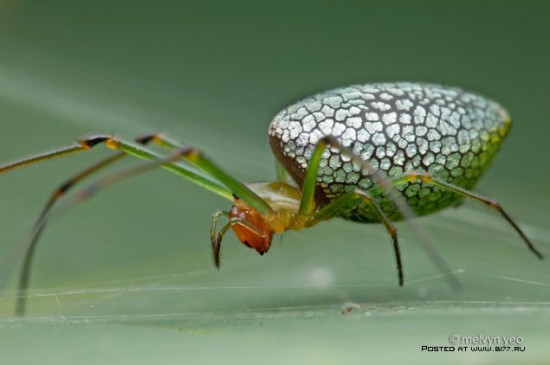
{"left": 0, "top": 206, "right": 547, "bottom": 324}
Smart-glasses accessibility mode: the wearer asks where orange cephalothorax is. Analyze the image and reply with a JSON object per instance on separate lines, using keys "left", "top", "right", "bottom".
{"left": 228, "top": 200, "right": 274, "bottom": 255}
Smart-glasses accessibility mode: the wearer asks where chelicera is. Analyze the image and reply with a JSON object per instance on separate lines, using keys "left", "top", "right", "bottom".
{"left": 0, "top": 82, "right": 543, "bottom": 316}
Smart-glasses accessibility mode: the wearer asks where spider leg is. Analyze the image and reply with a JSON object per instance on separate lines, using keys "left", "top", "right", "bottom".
{"left": 102, "top": 136, "right": 273, "bottom": 214}
{"left": 275, "top": 161, "right": 289, "bottom": 183}
{"left": 311, "top": 188, "right": 403, "bottom": 286}
{"left": 210, "top": 215, "right": 265, "bottom": 268}
{"left": 0, "top": 133, "right": 273, "bottom": 214}
{"left": 390, "top": 171, "right": 543, "bottom": 259}
{"left": 15, "top": 133, "right": 177, "bottom": 316}
{"left": 296, "top": 136, "right": 461, "bottom": 291}
{"left": 0, "top": 134, "right": 233, "bottom": 200}
{"left": 297, "top": 136, "right": 410, "bottom": 219}
{"left": 210, "top": 210, "right": 229, "bottom": 267}
{"left": 12, "top": 146, "right": 193, "bottom": 315}
{"left": 211, "top": 210, "right": 229, "bottom": 249}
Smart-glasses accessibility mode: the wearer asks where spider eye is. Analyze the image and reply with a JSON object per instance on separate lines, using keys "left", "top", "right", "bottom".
{"left": 229, "top": 204, "right": 273, "bottom": 255}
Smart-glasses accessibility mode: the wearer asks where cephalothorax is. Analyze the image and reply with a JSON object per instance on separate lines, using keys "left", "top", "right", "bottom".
{"left": 0, "top": 82, "right": 543, "bottom": 316}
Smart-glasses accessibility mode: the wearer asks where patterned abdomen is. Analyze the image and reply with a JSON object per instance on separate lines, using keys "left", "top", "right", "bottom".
{"left": 269, "top": 83, "right": 511, "bottom": 222}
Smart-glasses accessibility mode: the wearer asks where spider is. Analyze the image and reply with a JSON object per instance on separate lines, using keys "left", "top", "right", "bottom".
{"left": 0, "top": 82, "right": 543, "bottom": 316}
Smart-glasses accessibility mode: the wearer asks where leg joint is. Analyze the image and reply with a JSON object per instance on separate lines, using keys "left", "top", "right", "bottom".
{"left": 78, "top": 134, "right": 112, "bottom": 149}
{"left": 180, "top": 148, "right": 201, "bottom": 161}
{"left": 57, "top": 181, "right": 73, "bottom": 195}
{"left": 319, "top": 136, "right": 342, "bottom": 150}
{"left": 485, "top": 198, "right": 500, "bottom": 210}
{"left": 135, "top": 133, "right": 177, "bottom": 149}
{"left": 353, "top": 189, "right": 373, "bottom": 204}
{"left": 319, "top": 135, "right": 337, "bottom": 144}
{"left": 134, "top": 133, "right": 160, "bottom": 145}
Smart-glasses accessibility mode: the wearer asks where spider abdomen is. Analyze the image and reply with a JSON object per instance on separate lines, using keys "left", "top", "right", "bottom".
{"left": 268, "top": 82, "right": 511, "bottom": 221}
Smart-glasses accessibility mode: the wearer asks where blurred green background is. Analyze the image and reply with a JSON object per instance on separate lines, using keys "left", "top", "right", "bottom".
{"left": 0, "top": 1, "right": 549, "bottom": 364}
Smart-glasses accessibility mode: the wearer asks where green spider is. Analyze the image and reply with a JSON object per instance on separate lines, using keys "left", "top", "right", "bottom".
{"left": 0, "top": 82, "right": 543, "bottom": 316}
